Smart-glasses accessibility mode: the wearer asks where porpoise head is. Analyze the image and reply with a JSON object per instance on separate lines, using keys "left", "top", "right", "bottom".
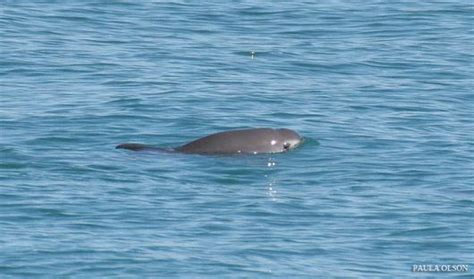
{"left": 277, "top": 128, "right": 302, "bottom": 152}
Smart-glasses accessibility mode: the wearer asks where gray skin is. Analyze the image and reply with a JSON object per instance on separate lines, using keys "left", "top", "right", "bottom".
{"left": 116, "top": 128, "right": 302, "bottom": 155}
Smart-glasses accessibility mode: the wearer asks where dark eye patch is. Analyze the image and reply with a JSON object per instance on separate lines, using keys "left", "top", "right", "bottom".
{"left": 283, "top": 142, "right": 291, "bottom": 150}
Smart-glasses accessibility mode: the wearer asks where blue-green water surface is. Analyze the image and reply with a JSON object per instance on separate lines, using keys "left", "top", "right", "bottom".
{"left": 1, "top": 1, "right": 473, "bottom": 277}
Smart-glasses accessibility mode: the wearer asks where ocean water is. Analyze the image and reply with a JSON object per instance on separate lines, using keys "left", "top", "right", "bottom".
{"left": 1, "top": 1, "right": 473, "bottom": 277}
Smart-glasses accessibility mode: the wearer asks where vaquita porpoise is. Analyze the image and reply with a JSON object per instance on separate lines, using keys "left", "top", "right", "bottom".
{"left": 116, "top": 128, "right": 302, "bottom": 155}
